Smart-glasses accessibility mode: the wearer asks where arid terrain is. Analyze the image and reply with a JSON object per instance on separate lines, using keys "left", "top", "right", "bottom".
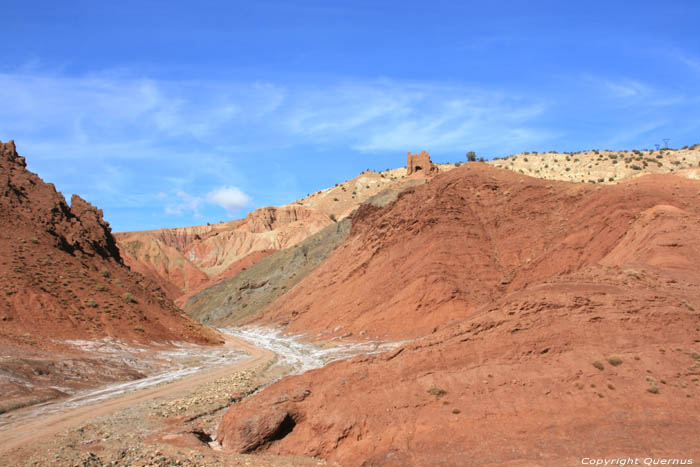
{"left": 2, "top": 143, "right": 700, "bottom": 466}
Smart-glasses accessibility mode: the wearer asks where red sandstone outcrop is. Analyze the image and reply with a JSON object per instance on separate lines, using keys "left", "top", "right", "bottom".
{"left": 0, "top": 140, "right": 220, "bottom": 346}
{"left": 219, "top": 163, "right": 700, "bottom": 464}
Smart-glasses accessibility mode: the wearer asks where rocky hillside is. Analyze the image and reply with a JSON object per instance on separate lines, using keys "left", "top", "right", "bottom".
{"left": 489, "top": 144, "right": 700, "bottom": 183}
{"left": 216, "top": 163, "right": 700, "bottom": 464}
{"left": 115, "top": 159, "right": 453, "bottom": 306}
{"left": 0, "top": 140, "right": 219, "bottom": 347}
{"left": 115, "top": 205, "right": 332, "bottom": 306}
{"left": 185, "top": 218, "right": 352, "bottom": 326}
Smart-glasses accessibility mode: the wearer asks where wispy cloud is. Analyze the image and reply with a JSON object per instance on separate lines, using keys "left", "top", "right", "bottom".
{"left": 281, "top": 81, "right": 550, "bottom": 153}
{"left": 676, "top": 53, "right": 700, "bottom": 74}
{"left": 165, "top": 190, "right": 204, "bottom": 217}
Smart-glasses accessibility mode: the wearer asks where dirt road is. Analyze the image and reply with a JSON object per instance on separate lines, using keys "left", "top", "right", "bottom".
{"left": 0, "top": 335, "right": 275, "bottom": 457}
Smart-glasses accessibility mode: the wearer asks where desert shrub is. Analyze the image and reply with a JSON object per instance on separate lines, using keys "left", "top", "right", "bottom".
{"left": 329, "top": 213, "right": 337, "bottom": 222}
{"left": 85, "top": 298, "right": 97, "bottom": 308}
{"left": 647, "top": 384, "right": 660, "bottom": 394}
{"left": 592, "top": 361, "right": 605, "bottom": 370}
{"left": 455, "top": 162, "right": 462, "bottom": 167}
{"left": 691, "top": 350, "right": 700, "bottom": 360}
{"left": 466, "top": 151, "right": 476, "bottom": 162}
{"left": 95, "top": 284, "right": 106, "bottom": 292}
{"left": 607, "top": 355, "right": 623, "bottom": 366}
{"left": 630, "top": 165, "right": 642, "bottom": 170}
{"left": 101, "top": 268, "right": 110, "bottom": 278}
{"left": 122, "top": 292, "right": 136, "bottom": 303}
{"left": 427, "top": 386, "right": 447, "bottom": 397}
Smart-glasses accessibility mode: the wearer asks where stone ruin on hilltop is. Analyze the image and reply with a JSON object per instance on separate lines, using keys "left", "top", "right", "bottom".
{"left": 407, "top": 150, "right": 436, "bottom": 175}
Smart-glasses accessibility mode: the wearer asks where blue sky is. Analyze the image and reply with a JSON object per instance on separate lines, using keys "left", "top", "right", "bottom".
{"left": 1, "top": 1, "right": 699, "bottom": 232}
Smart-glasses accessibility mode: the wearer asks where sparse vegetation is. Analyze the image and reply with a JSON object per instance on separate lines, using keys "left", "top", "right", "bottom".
{"left": 607, "top": 355, "right": 623, "bottom": 366}
{"left": 427, "top": 386, "right": 447, "bottom": 397}
{"left": 85, "top": 298, "right": 97, "bottom": 308}
{"left": 121, "top": 292, "right": 136, "bottom": 303}
{"left": 592, "top": 360, "right": 604, "bottom": 371}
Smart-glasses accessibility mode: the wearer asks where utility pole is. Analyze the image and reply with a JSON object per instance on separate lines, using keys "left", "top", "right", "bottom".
{"left": 654, "top": 144, "right": 660, "bottom": 151}
{"left": 662, "top": 138, "right": 670, "bottom": 148}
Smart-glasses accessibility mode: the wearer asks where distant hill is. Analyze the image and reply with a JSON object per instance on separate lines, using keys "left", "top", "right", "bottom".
{"left": 488, "top": 145, "right": 700, "bottom": 183}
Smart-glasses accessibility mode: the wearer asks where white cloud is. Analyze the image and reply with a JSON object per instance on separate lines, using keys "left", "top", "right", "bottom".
{"left": 207, "top": 186, "right": 250, "bottom": 212}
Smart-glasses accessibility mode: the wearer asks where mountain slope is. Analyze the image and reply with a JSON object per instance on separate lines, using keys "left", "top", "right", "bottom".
{"left": 0, "top": 140, "right": 219, "bottom": 346}
{"left": 217, "top": 163, "right": 700, "bottom": 464}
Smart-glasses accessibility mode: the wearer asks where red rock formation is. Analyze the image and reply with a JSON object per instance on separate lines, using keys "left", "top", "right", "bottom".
{"left": 115, "top": 205, "right": 333, "bottom": 302}
{"left": 219, "top": 163, "right": 700, "bottom": 464}
{"left": 0, "top": 140, "right": 220, "bottom": 346}
{"left": 406, "top": 150, "right": 435, "bottom": 175}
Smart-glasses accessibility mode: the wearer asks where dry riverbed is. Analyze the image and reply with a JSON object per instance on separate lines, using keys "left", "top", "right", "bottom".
{"left": 0, "top": 328, "right": 401, "bottom": 466}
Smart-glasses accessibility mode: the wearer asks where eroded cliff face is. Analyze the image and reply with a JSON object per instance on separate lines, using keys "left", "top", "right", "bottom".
{"left": 115, "top": 205, "right": 334, "bottom": 302}
{"left": 0, "top": 140, "right": 220, "bottom": 346}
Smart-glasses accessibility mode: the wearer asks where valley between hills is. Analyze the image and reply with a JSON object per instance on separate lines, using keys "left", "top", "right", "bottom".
{"left": 1, "top": 140, "right": 700, "bottom": 466}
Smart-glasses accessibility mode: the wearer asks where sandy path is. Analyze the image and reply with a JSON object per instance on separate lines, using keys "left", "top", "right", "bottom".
{"left": 0, "top": 335, "right": 275, "bottom": 456}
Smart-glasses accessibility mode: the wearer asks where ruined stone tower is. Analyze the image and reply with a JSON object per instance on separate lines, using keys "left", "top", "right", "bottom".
{"left": 407, "top": 150, "right": 435, "bottom": 175}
